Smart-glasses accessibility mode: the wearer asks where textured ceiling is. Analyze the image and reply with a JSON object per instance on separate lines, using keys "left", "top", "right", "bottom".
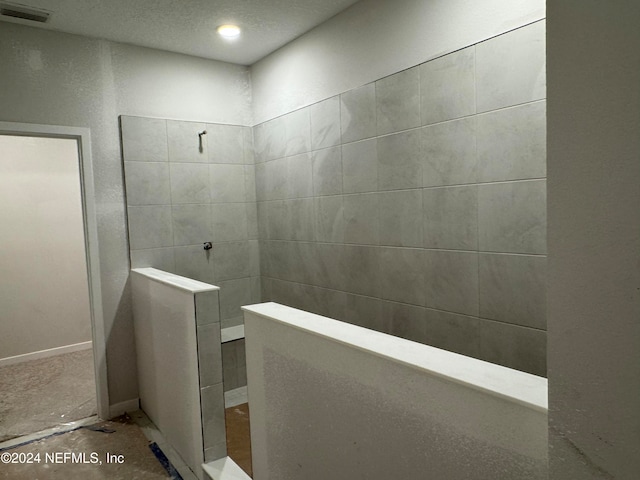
{"left": 0, "top": 0, "right": 361, "bottom": 65}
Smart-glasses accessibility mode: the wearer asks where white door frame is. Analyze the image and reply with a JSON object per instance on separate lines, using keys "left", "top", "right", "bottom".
{"left": 0, "top": 121, "right": 109, "bottom": 420}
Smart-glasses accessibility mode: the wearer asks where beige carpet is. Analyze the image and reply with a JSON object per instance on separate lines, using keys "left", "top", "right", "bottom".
{"left": 0, "top": 415, "right": 171, "bottom": 479}
{"left": 0, "top": 349, "right": 97, "bottom": 442}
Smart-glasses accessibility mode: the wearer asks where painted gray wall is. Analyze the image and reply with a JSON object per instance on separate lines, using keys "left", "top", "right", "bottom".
{"left": 0, "top": 23, "right": 251, "bottom": 407}
{"left": 547, "top": 2, "right": 640, "bottom": 478}
{"left": 256, "top": 21, "right": 547, "bottom": 376}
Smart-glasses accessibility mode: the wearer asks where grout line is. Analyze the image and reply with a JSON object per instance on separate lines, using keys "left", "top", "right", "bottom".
{"left": 260, "top": 238, "right": 547, "bottom": 257}
{"left": 262, "top": 276, "right": 546, "bottom": 333}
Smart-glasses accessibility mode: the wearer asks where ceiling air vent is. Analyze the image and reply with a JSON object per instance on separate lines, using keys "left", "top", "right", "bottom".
{"left": 0, "top": 2, "right": 51, "bottom": 23}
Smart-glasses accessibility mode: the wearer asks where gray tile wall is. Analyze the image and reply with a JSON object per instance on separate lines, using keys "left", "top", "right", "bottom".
{"left": 221, "top": 339, "right": 247, "bottom": 393}
{"left": 122, "top": 116, "right": 261, "bottom": 334}
{"left": 255, "top": 21, "right": 547, "bottom": 376}
{"left": 194, "top": 290, "right": 227, "bottom": 462}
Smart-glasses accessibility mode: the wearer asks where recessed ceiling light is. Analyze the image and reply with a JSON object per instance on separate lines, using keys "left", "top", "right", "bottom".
{"left": 217, "top": 24, "right": 241, "bottom": 38}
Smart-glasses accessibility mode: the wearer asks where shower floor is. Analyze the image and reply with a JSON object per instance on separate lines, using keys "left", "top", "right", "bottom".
{"left": 225, "top": 402, "right": 252, "bottom": 477}
{"left": 0, "top": 349, "right": 97, "bottom": 442}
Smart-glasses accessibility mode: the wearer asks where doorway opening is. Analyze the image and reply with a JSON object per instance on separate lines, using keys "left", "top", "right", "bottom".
{"left": 0, "top": 122, "right": 108, "bottom": 444}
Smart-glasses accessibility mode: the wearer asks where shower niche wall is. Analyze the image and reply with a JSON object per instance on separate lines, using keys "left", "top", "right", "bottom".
{"left": 121, "top": 115, "right": 259, "bottom": 401}
{"left": 121, "top": 21, "right": 546, "bottom": 391}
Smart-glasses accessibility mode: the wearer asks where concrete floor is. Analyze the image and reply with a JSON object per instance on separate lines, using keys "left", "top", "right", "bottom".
{"left": 0, "top": 349, "right": 97, "bottom": 442}
{"left": 0, "top": 415, "right": 172, "bottom": 479}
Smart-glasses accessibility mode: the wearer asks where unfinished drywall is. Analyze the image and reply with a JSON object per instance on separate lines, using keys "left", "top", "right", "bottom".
{"left": 547, "top": 2, "right": 640, "bottom": 478}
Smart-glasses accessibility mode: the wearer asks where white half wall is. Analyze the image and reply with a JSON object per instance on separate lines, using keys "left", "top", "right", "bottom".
{"left": 547, "top": 2, "right": 640, "bottom": 478}
{"left": 250, "top": 0, "right": 545, "bottom": 123}
{"left": 244, "top": 303, "right": 548, "bottom": 480}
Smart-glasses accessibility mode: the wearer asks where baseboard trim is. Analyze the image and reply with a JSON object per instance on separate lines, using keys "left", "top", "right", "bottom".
{"left": 109, "top": 398, "right": 140, "bottom": 419}
{"left": 0, "top": 341, "right": 93, "bottom": 367}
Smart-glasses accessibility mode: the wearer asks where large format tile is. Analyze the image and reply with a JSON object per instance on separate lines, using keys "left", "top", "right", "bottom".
{"left": 340, "top": 83, "right": 377, "bottom": 143}
{"left": 197, "top": 323, "right": 223, "bottom": 387}
{"left": 256, "top": 202, "right": 268, "bottom": 240}
{"left": 288, "top": 198, "right": 316, "bottom": 241}
{"left": 376, "top": 67, "right": 420, "bottom": 135}
{"left": 246, "top": 202, "right": 259, "bottom": 240}
{"left": 313, "top": 243, "right": 346, "bottom": 291}
{"left": 310, "top": 96, "right": 341, "bottom": 150}
{"left": 314, "top": 195, "right": 345, "bottom": 243}
{"left": 297, "top": 284, "right": 347, "bottom": 321}
{"left": 478, "top": 320, "right": 546, "bottom": 376}
{"left": 380, "top": 247, "right": 426, "bottom": 306}
{"left": 479, "top": 253, "right": 546, "bottom": 329}
{"left": 343, "top": 294, "right": 388, "bottom": 333}
{"left": 201, "top": 383, "right": 226, "bottom": 449}
{"left": 343, "top": 245, "right": 381, "bottom": 297}
{"left": 210, "top": 164, "right": 246, "bottom": 203}
{"left": 385, "top": 301, "right": 427, "bottom": 343}
{"left": 476, "top": 21, "right": 546, "bottom": 112}
{"left": 424, "top": 250, "right": 479, "bottom": 316}
{"left": 287, "top": 241, "right": 317, "bottom": 285}
{"left": 212, "top": 241, "right": 252, "bottom": 281}
{"left": 172, "top": 204, "right": 213, "bottom": 246}
{"left": 342, "top": 138, "right": 377, "bottom": 194}
{"left": 423, "top": 185, "right": 478, "bottom": 250}
{"left": 287, "top": 153, "right": 313, "bottom": 199}
{"left": 169, "top": 163, "right": 211, "bottom": 204}
{"left": 127, "top": 205, "right": 173, "bottom": 250}
{"left": 263, "top": 116, "right": 286, "bottom": 161}
{"left": 264, "top": 240, "right": 290, "bottom": 280}
{"left": 130, "top": 247, "right": 175, "bottom": 271}
{"left": 195, "top": 290, "right": 220, "bottom": 326}
{"left": 379, "top": 190, "right": 423, "bottom": 247}
{"left": 244, "top": 165, "right": 257, "bottom": 203}
{"left": 478, "top": 180, "right": 546, "bottom": 254}
{"left": 377, "top": 129, "right": 422, "bottom": 191}
{"left": 477, "top": 101, "right": 546, "bottom": 182}
{"left": 167, "top": 120, "right": 208, "bottom": 163}
{"left": 283, "top": 108, "right": 311, "bottom": 156}
{"left": 254, "top": 163, "right": 267, "bottom": 201}
{"left": 120, "top": 116, "right": 168, "bottom": 163}
{"left": 420, "top": 47, "right": 475, "bottom": 125}
{"left": 243, "top": 126, "right": 255, "bottom": 165}
{"left": 266, "top": 200, "right": 291, "bottom": 240}
{"left": 263, "top": 158, "right": 287, "bottom": 201}
{"left": 218, "top": 277, "right": 253, "bottom": 321}
{"left": 124, "top": 161, "right": 171, "bottom": 206}
{"left": 253, "top": 123, "right": 268, "bottom": 163}
{"left": 173, "top": 244, "right": 215, "bottom": 284}
{"left": 344, "top": 193, "right": 379, "bottom": 245}
{"left": 211, "top": 203, "right": 248, "bottom": 243}
{"left": 222, "top": 343, "right": 238, "bottom": 389}
{"left": 247, "top": 240, "right": 261, "bottom": 277}
{"left": 312, "top": 146, "right": 343, "bottom": 196}
{"left": 206, "top": 123, "right": 244, "bottom": 164}
{"left": 424, "top": 308, "right": 481, "bottom": 358}
{"left": 422, "top": 117, "right": 477, "bottom": 187}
